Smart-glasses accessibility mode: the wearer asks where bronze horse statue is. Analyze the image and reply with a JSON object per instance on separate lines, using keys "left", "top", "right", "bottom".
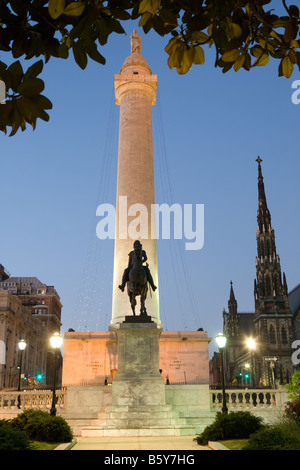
{"left": 127, "top": 248, "right": 148, "bottom": 316}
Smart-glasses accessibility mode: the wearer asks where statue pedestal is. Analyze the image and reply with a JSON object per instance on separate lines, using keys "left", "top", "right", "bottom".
{"left": 62, "top": 325, "right": 215, "bottom": 436}
{"left": 109, "top": 320, "right": 165, "bottom": 407}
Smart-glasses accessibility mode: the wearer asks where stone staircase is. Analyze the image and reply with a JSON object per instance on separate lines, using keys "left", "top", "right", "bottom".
{"left": 65, "top": 404, "right": 216, "bottom": 437}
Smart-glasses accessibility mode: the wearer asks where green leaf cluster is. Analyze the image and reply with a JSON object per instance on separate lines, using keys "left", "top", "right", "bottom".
{"left": 0, "top": 1, "right": 300, "bottom": 135}
{"left": 285, "top": 371, "right": 300, "bottom": 402}
{"left": 0, "top": 59, "right": 51, "bottom": 136}
{"left": 195, "top": 411, "right": 264, "bottom": 445}
{"left": 9, "top": 409, "right": 73, "bottom": 443}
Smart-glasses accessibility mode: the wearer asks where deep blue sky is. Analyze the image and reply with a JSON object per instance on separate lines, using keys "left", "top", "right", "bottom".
{"left": 1, "top": 16, "right": 300, "bottom": 357}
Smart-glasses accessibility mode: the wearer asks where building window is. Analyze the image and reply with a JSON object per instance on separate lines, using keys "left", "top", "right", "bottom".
{"left": 269, "top": 325, "right": 276, "bottom": 344}
{"left": 21, "top": 289, "right": 31, "bottom": 294}
{"left": 265, "top": 275, "right": 271, "bottom": 296}
{"left": 281, "top": 326, "right": 288, "bottom": 344}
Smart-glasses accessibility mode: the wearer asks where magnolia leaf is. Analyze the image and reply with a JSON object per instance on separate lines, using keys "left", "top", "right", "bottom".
{"left": 165, "top": 36, "right": 181, "bottom": 55}
{"left": 32, "top": 94, "right": 53, "bottom": 110}
{"left": 139, "top": 0, "right": 153, "bottom": 14}
{"left": 290, "top": 39, "right": 299, "bottom": 48}
{"left": 251, "top": 46, "right": 264, "bottom": 58}
{"left": 139, "top": 11, "right": 152, "bottom": 27}
{"left": 192, "top": 32, "right": 209, "bottom": 44}
{"left": 289, "top": 49, "right": 297, "bottom": 64}
{"left": 222, "top": 49, "right": 240, "bottom": 62}
{"left": 176, "top": 48, "right": 194, "bottom": 74}
{"left": 7, "top": 61, "right": 23, "bottom": 92}
{"left": 270, "top": 30, "right": 282, "bottom": 43}
{"left": 48, "top": 0, "right": 66, "bottom": 19}
{"left": 17, "top": 78, "right": 45, "bottom": 97}
{"left": 23, "top": 60, "right": 44, "bottom": 80}
{"left": 234, "top": 54, "right": 245, "bottom": 71}
{"left": 281, "top": 55, "right": 294, "bottom": 78}
{"left": 193, "top": 45, "right": 205, "bottom": 64}
{"left": 73, "top": 42, "right": 87, "bottom": 69}
{"left": 226, "top": 22, "right": 242, "bottom": 40}
{"left": 255, "top": 53, "right": 269, "bottom": 66}
{"left": 64, "top": 2, "right": 85, "bottom": 16}
{"left": 167, "top": 43, "right": 185, "bottom": 69}
{"left": 58, "top": 44, "right": 69, "bottom": 59}
{"left": 16, "top": 96, "right": 40, "bottom": 124}
{"left": 9, "top": 103, "right": 24, "bottom": 136}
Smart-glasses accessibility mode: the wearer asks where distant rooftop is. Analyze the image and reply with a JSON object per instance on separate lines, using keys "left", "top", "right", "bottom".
{"left": 0, "top": 276, "right": 60, "bottom": 298}
{"left": 288, "top": 284, "right": 300, "bottom": 315}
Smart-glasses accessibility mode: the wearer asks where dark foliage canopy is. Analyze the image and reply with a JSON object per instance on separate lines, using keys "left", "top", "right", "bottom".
{"left": 0, "top": 0, "right": 299, "bottom": 135}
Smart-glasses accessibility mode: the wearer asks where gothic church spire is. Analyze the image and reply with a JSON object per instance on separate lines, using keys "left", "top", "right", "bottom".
{"left": 254, "top": 158, "right": 290, "bottom": 314}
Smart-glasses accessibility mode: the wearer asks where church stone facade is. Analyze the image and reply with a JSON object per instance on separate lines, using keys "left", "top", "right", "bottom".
{"left": 220, "top": 159, "right": 299, "bottom": 388}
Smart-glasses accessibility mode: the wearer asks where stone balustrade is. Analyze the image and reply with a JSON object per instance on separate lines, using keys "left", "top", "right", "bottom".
{"left": 0, "top": 387, "right": 288, "bottom": 425}
{"left": 0, "top": 389, "right": 66, "bottom": 415}
{"left": 210, "top": 388, "right": 287, "bottom": 412}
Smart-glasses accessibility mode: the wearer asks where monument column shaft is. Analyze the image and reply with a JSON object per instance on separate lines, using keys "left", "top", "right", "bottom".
{"left": 111, "top": 60, "right": 159, "bottom": 324}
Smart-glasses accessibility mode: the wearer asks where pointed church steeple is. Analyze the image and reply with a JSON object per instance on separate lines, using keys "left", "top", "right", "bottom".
{"left": 227, "top": 281, "right": 239, "bottom": 336}
{"left": 253, "top": 158, "right": 294, "bottom": 387}
{"left": 228, "top": 281, "right": 237, "bottom": 315}
{"left": 254, "top": 158, "right": 290, "bottom": 315}
{"left": 256, "top": 156, "right": 272, "bottom": 235}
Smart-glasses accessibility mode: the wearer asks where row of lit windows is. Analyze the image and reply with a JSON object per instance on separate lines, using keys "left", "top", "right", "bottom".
{"left": 0, "top": 283, "right": 46, "bottom": 295}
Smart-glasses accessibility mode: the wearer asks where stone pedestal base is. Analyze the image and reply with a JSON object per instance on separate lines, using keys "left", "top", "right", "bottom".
{"left": 61, "top": 322, "right": 215, "bottom": 436}
{"left": 109, "top": 320, "right": 165, "bottom": 407}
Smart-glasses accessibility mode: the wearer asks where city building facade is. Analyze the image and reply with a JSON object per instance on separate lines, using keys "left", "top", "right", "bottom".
{"left": 0, "top": 266, "right": 62, "bottom": 389}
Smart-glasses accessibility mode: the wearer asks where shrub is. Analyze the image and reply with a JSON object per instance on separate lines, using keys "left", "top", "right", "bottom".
{"left": 195, "top": 411, "right": 264, "bottom": 445}
{"left": 10, "top": 409, "right": 73, "bottom": 443}
{"left": 242, "top": 421, "right": 300, "bottom": 450}
{"left": 285, "top": 371, "right": 300, "bottom": 402}
{"left": 284, "top": 400, "right": 300, "bottom": 426}
{"left": 0, "top": 420, "right": 30, "bottom": 450}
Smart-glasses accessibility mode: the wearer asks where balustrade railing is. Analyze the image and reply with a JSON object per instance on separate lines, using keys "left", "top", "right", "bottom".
{"left": 0, "top": 388, "right": 288, "bottom": 417}
{"left": 0, "top": 389, "right": 65, "bottom": 412}
{"left": 210, "top": 388, "right": 287, "bottom": 411}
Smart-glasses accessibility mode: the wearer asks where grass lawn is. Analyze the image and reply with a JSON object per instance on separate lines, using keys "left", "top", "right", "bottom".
{"left": 29, "top": 441, "right": 61, "bottom": 450}
{"left": 219, "top": 439, "right": 249, "bottom": 450}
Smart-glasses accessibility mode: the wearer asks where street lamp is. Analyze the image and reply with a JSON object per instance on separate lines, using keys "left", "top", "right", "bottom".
{"left": 215, "top": 333, "right": 228, "bottom": 414}
{"left": 49, "top": 332, "right": 63, "bottom": 416}
{"left": 246, "top": 337, "right": 256, "bottom": 387}
{"left": 246, "top": 337, "right": 256, "bottom": 350}
{"left": 17, "top": 339, "right": 27, "bottom": 409}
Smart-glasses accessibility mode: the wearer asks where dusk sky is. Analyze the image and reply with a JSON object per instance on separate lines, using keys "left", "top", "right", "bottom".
{"left": 1, "top": 14, "right": 300, "bottom": 357}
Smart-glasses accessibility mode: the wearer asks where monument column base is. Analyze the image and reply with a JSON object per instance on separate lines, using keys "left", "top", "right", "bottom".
{"left": 109, "top": 318, "right": 165, "bottom": 407}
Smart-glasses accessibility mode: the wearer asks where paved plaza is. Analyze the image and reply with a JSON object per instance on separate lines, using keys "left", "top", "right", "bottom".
{"left": 70, "top": 435, "right": 211, "bottom": 451}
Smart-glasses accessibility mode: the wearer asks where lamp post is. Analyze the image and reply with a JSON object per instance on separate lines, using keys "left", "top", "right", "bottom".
{"left": 49, "top": 332, "right": 63, "bottom": 416}
{"left": 17, "top": 339, "right": 27, "bottom": 409}
{"left": 215, "top": 333, "right": 228, "bottom": 414}
{"left": 246, "top": 337, "right": 256, "bottom": 388}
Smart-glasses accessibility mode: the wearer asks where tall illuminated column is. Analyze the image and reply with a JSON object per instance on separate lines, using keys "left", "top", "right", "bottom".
{"left": 111, "top": 30, "right": 160, "bottom": 324}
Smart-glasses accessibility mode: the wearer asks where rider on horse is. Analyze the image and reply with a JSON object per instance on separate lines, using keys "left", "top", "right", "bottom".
{"left": 118, "top": 240, "right": 157, "bottom": 292}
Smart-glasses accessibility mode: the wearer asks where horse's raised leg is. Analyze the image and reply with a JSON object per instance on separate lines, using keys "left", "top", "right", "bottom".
{"left": 140, "top": 288, "right": 147, "bottom": 316}
{"left": 131, "top": 293, "right": 136, "bottom": 316}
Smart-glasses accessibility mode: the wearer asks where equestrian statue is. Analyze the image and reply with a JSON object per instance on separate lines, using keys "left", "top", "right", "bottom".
{"left": 119, "top": 240, "right": 157, "bottom": 316}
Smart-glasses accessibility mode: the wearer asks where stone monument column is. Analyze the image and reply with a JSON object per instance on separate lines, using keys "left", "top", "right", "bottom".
{"left": 110, "top": 31, "right": 164, "bottom": 411}
{"left": 111, "top": 30, "right": 159, "bottom": 325}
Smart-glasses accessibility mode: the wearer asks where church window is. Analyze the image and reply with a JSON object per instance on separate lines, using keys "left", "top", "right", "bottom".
{"left": 269, "top": 325, "right": 276, "bottom": 344}
{"left": 267, "top": 239, "right": 272, "bottom": 257}
{"left": 265, "top": 275, "right": 271, "bottom": 295}
{"left": 281, "top": 326, "right": 288, "bottom": 344}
